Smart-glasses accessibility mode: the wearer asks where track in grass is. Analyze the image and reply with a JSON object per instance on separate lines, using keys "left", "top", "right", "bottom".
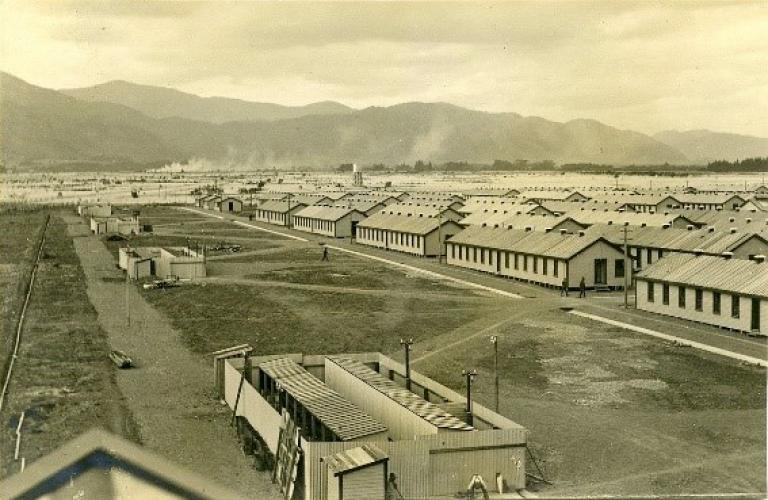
{"left": 0, "top": 214, "right": 49, "bottom": 413}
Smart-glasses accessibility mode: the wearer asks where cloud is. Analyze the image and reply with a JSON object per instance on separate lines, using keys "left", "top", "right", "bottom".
{"left": 1, "top": 0, "right": 766, "bottom": 136}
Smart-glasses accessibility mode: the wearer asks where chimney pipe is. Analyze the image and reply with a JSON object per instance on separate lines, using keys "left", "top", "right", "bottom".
{"left": 730, "top": 227, "right": 737, "bottom": 234}
{"left": 722, "top": 251, "right": 734, "bottom": 259}
{"left": 753, "top": 255, "right": 766, "bottom": 263}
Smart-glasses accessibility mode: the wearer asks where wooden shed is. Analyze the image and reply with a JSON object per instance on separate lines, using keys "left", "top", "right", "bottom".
{"left": 324, "top": 445, "right": 388, "bottom": 500}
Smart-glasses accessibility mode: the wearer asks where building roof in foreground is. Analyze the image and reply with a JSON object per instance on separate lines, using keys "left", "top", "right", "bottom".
{"left": 0, "top": 429, "right": 245, "bottom": 500}
{"left": 258, "top": 358, "right": 388, "bottom": 441}
{"left": 325, "top": 444, "right": 389, "bottom": 476}
{"left": 327, "top": 357, "right": 474, "bottom": 431}
{"left": 636, "top": 253, "right": 768, "bottom": 297}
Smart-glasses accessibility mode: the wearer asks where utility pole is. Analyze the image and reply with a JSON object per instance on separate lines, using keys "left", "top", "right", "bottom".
{"left": 400, "top": 338, "right": 414, "bottom": 391}
{"left": 462, "top": 369, "right": 477, "bottom": 426}
{"left": 490, "top": 336, "right": 499, "bottom": 412}
{"left": 623, "top": 225, "right": 630, "bottom": 308}
{"left": 125, "top": 244, "right": 131, "bottom": 328}
{"left": 286, "top": 193, "right": 293, "bottom": 228}
{"left": 437, "top": 210, "right": 443, "bottom": 263}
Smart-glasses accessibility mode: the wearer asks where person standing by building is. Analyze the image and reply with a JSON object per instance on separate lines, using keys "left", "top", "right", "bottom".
{"left": 579, "top": 277, "right": 586, "bottom": 298}
{"left": 560, "top": 277, "right": 569, "bottom": 297}
{"left": 386, "top": 472, "right": 404, "bottom": 500}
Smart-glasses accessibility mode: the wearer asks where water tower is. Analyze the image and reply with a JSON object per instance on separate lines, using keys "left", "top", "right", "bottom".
{"left": 352, "top": 163, "right": 364, "bottom": 186}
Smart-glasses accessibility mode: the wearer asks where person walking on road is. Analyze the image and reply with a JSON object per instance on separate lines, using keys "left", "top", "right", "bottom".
{"left": 560, "top": 277, "right": 569, "bottom": 297}
{"left": 579, "top": 277, "right": 586, "bottom": 298}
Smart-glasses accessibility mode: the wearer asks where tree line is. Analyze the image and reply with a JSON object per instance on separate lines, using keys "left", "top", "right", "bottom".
{"left": 334, "top": 157, "right": 768, "bottom": 174}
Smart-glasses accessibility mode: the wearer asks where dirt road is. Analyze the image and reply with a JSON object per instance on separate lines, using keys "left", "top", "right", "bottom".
{"left": 65, "top": 216, "right": 280, "bottom": 499}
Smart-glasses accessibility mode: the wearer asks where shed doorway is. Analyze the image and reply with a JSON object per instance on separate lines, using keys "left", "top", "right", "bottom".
{"left": 752, "top": 298, "right": 761, "bottom": 332}
{"left": 594, "top": 259, "right": 607, "bottom": 285}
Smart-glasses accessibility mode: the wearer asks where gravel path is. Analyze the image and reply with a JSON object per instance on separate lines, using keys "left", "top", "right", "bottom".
{"left": 66, "top": 216, "right": 280, "bottom": 499}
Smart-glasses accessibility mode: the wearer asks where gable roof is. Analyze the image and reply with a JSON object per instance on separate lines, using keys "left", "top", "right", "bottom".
{"left": 0, "top": 429, "right": 245, "bottom": 500}
{"left": 293, "top": 205, "right": 365, "bottom": 221}
{"left": 359, "top": 213, "right": 462, "bottom": 235}
{"left": 256, "top": 200, "right": 307, "bottom": 213}
{"left": 448, "top": 226, "right": 622, "bottom": 259}
{"left": 584, "top": 225, "right": 768, "bottom": 255}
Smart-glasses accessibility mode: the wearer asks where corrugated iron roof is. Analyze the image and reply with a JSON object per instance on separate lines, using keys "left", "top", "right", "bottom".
{"left": 359, "top": 213, "right": 459, "bottom": 235}
{"left": 637, "top": 254, "right": 768, "bottom": 298}
{"left": 293, "top": 205, "right": 363, "bottom": 221}
{"left": 258, "top": 358, "right": 387, "bottom": 441}
{"left": 327, "top": 357, "right": 474, "bottom": 431}
{"left": 448, "top": 226, "right": 621, "bottom": 259}
{"left": 584, "top": 225, "right": 768, "bottom": 255}
{"left": 324, "top": 444, "right": 388, "bottom": 476}
{"left": 256, "top": 200, "right": 307, "bottom": 213}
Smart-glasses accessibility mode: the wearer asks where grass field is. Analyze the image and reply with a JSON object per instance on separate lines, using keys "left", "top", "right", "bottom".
{"left": 0, "top": 211, "right": 47, "bottom": 377}
{"left": 0, "top": 214, "right": 138, "bottom": 478}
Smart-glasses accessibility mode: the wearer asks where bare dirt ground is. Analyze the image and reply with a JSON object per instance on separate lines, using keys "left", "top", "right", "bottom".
{"left": 415, "top": 308, "right": 766, "bottom": 497}
{"left": 65, "top": 214, "right": 281, "bottom": 499}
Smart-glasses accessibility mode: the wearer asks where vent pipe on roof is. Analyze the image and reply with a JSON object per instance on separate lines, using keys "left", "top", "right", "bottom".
{"left": 730, "top": 227, "right": 737, "bottom": 234}
{"left": 662, "top": 223, "right": 670, "bottom": 229}
{"left": 753, "top": 255, "right": 766, "bottom": 263}
{"left": 578, "top": 230, "right": 586, "bottom": 237}
{"left": 708, "top": 227, "right": 715, "bottom": 233}
{"left": 560, "top": 229, "right": 568, "bottom": 235}
{"left": 693, "top": 248, "right": 704, "bottom": 256}
{"left": 525, "top": 226, "right": 533, "bottom": 232}
{"left": 729, "top": 217, "right": 735, "bottom": 223}
{"left": 722, "top": 251, "right": 734, "bottom": 259}
{"left": 545, "top": 227, "right": 552, "bottom": 233}
{"left": 687, "top": 225, "right": 694, "bottom": 231}
{"left": 746, "top": 217, "right": 752, "bottom": 223}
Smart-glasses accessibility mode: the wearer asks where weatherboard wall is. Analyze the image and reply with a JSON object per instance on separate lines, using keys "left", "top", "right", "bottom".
{"left": 636, "top": 279, "right": 765, "bottom": 335}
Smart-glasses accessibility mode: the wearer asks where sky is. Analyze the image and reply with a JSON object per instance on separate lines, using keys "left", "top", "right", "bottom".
{"left": 1, "top": 1, "right": 767, "bottom": 137}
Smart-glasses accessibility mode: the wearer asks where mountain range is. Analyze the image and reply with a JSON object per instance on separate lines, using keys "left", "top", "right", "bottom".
{"left": 2, "top": 72, "right": 766, "bottom": 171}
